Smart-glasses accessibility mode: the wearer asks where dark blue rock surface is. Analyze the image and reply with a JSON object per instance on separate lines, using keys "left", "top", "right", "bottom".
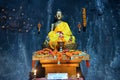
{"left": 0, "top": 0, "right": 119, "bottom": 80}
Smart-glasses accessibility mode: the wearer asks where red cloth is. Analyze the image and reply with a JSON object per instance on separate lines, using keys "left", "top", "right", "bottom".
{"left": 86, "top": 60, "right": 90, "bottom": 68}
{"left": 32, "top": 60, "right": 35, "bottom": 68}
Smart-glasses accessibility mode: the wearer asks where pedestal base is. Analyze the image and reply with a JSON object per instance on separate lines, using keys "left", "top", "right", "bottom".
{"left": 40, "top": 60, "right": 81, "bottom": 78}
{"left": 32, "top": 52, "right": 90, "bottom": 79}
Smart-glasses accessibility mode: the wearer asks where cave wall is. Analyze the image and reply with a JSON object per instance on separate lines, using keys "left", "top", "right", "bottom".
{"left": 0, "top": 0, "right": 119, "bottom": 80}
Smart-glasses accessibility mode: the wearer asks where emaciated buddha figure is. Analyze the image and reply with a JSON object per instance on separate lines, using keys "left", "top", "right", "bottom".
{"left": 44, "top": 10, "right": 76, "bottom": 50}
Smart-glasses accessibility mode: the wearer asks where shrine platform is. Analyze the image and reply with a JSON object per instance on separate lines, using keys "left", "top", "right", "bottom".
{"left": 32, "top": 52, "right": 90, "bottom": 78}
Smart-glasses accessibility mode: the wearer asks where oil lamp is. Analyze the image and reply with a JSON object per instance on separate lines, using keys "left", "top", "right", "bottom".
{"left": 38, "top": 22, "right": 41, "bottom": 33}
{"left": 77, "top": 23, "right": 81, "bottom": 32}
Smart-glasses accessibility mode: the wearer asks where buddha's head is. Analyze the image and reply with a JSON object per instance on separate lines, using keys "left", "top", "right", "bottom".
{"left": 55, "top": 10, "right": 63, "bottom": 20}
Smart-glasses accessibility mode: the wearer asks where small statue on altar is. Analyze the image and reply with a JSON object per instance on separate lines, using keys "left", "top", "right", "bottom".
{"left": 44, "top": 9, "right": 76, "bottom": 50}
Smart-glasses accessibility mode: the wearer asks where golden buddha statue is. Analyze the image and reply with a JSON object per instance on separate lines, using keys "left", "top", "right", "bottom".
{"left": 44, "top": 10, "right": 76, "bottom": 50}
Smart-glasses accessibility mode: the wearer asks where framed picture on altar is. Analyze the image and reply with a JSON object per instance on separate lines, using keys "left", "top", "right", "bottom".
{"left": 47, "top": 73, "right": 68, "bottom": 80}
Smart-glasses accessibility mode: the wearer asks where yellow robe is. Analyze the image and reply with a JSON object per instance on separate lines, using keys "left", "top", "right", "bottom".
{"left": 48, "top": 21, "right": 75, "bottom": 43}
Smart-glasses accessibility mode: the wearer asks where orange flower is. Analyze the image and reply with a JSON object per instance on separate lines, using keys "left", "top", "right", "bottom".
{"left": 57, "top": 52, "right": 62, "bottom": 61}
{"left": 74, "top": 50, "right": 82, "bottom": 55}
{"left": 52, "top": 49, "right": 58, "bottom": 56}
{"left": 66, "top": 52, "right": 72, "bottom": 57}
{"left": 35, "top": 50, "right": 43, "bottom": 54}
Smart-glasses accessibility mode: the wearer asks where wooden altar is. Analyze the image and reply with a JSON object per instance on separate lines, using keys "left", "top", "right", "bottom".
{"left": 40, "top": 59, "right": 81, "bottom": 77}
{"left": 32, "top": 53, "right": 90, "bottom": 78}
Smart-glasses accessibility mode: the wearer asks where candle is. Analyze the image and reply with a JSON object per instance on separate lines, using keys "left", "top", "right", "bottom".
{"left": 34, "top": 69, "right": 37, "bottom": 76}
{"left": 77, "top": 73, "right": 80, "bottom": 78}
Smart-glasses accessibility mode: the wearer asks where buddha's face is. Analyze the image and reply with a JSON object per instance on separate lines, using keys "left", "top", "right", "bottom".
{"left": 56, "top": 11, "right": 62, "bottom": 20}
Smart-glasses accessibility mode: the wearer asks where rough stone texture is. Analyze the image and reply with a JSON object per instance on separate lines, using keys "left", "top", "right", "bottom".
{"left": 0, "top": 0, "right": 119, "bottom": 80}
